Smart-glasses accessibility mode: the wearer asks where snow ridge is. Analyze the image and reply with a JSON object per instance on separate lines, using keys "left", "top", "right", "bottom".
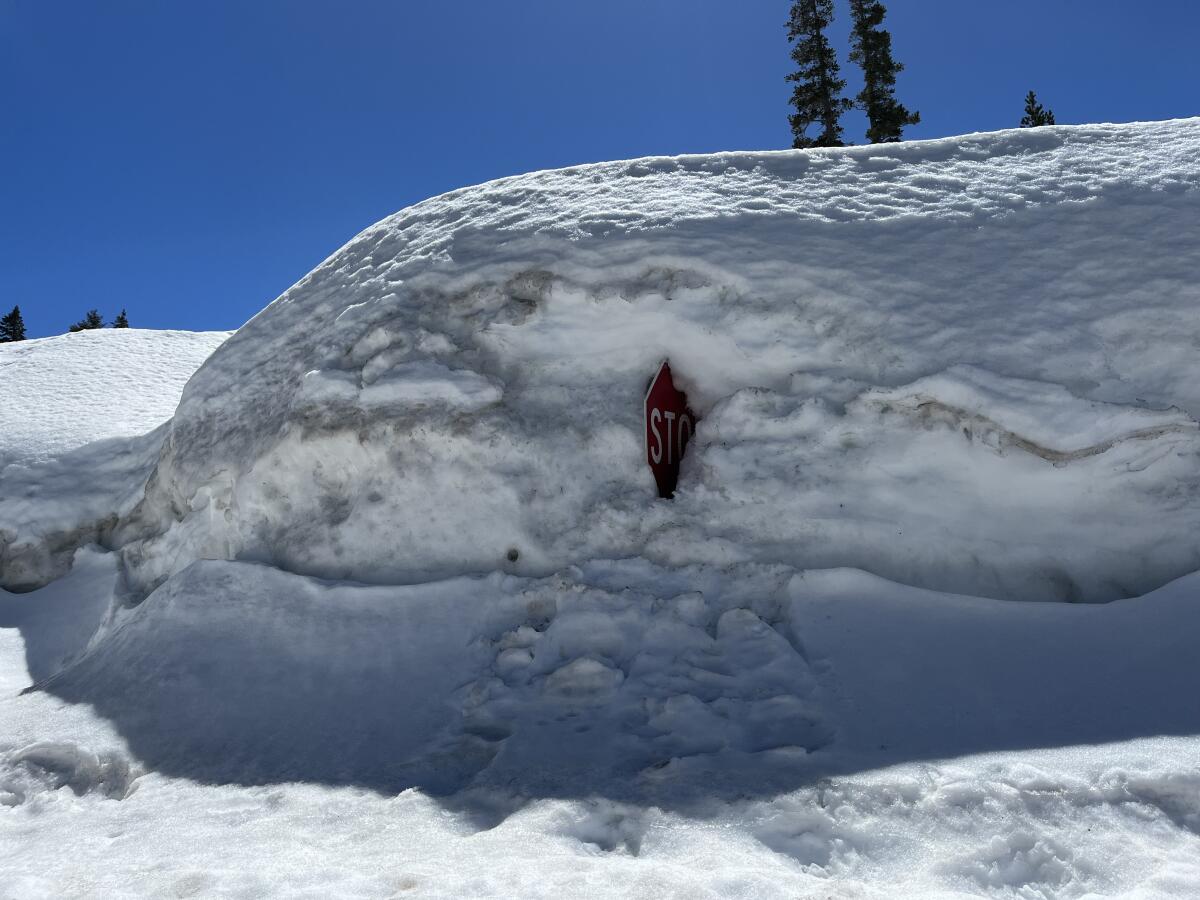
{"left": 112, "top": 118, "right": 1200, "bottom": 603}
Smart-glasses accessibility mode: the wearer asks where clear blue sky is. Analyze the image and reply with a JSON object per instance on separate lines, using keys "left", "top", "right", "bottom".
{"left": 3, "top": 1, "right": 1197, "bottom": 338}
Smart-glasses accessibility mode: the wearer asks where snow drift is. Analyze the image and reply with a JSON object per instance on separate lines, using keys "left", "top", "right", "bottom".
{"left": 27, "top": 555, "right": 1200, "bottom": 797}
{"left": 0, "top": 330, "right": 229, "bottom": 590}
{"left": 5, "top": 120, "right": 1200, "bottom": 898}
{"left": 116, "top": 118, "right": 1200, "bottom": 602}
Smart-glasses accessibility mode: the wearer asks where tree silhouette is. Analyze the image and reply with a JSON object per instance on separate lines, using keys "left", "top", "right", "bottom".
{"left": 1020, "top": 91, "right": 1056, "bottom": 127}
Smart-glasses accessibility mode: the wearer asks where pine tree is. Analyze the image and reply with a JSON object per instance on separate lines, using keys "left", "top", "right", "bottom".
{"left": 1020, "top": 91, "right": 1055, "bottom": 127}
{"left": 848, "top": 0, "right": 919, "bottom": 143}
{"left": 786, "top": 0, "right": 852, "bottom": 148}
{"left": 113, "top": 308, "right": 130, "bottom": 328}
{"left": 0, "top": 305, "right": 26, "bottom": 342}
{"left": 69, "top": 309, "right": 105, "bottom": 332}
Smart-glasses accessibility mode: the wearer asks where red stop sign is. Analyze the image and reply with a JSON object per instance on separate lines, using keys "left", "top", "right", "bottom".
{"left": 644, "top": 360, "right": 697, "bottom": 498}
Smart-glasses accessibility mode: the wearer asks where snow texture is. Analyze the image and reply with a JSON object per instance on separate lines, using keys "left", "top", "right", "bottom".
{"left": 3, "top": 119, "right": 1200, "bottom": 898}
{"left": 0, "top": 329, "right": 229, "bottom": 589}
{"left": 114, "top": 118, "right": 1200, "bottom": 603}
{"left": 0, "top": 328, "right": 229, "bottom": 467}
{"left": 2, "top": 552, "right": 1199, "bottom": 898}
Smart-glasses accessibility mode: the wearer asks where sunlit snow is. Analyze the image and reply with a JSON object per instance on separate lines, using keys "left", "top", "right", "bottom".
{"left": 2, "top": 119, "right": 1200, "bottom": 898}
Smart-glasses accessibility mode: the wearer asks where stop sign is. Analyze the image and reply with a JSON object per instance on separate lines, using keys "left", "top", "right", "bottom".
{"left": 644, "top": 360, "right": 697, "bottom": 498}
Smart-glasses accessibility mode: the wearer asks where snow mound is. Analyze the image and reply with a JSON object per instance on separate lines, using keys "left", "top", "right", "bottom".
{"left": 12, "top": 551, "right": 1197, "bottom": 813}
{"left": 0, "top": 330, "right": 229, "bottom": 590}
{"left": 1, "top": 741, "right": 136, "bottom": 805}
{"left": 114, "top": 119, "right": 1200, "bottom": 603}
{"left": 5, "top": 545, "right": 1200, "bottom": 896}
{"left": 0, "top": 329, "right": 230, "bottom": 467}
{"left": 37, "top": 558, "right": 830, "bottom": 796}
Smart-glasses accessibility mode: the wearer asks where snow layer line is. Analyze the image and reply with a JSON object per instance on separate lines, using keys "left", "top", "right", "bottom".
{"left": 118, "top": 119, "right": 1200, "bottom": 602}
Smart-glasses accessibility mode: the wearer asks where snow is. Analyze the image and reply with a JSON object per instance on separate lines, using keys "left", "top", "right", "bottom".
{"left": 0, "top": 328, "right": 230, "bottom": 466}
{"left": 109, "top": 118, "right": 1200, "bottom": 604}
{"left": 2, "top": 553, "right": 1199, "bottom": 898}
{"left": 0, "top": 329, "right": 229, "bottom": 590}
{"left": 3, "top": 119, "right": 1200, "bottom": 897}
{"left": 49, "top": 554, "right": 1196, "bottom": 792}
{"left": 5, "top": 741, "right": 1199, "bottom": 899}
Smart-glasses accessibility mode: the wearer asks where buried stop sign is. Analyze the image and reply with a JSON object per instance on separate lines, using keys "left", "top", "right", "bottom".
{"left": 644, "top": 360, "right": 697, "bottom": 498}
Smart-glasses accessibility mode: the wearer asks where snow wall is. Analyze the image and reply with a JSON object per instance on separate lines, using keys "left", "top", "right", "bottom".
{"left": 0, "top": 330, "right": 230, "bottom": 591}
{"left": 118, "top": 119, "right": 1200, "bottom": 603}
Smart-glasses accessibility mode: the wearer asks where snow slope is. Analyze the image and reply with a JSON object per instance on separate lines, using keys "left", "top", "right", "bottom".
{"left": 0, "top": 329, "right": 229, "bottom": 589}
{"left": 29, "top": 556, "right": 1200, "bottom": 793}
{"left": 116, "top": 118, "right": 1200, "bottom": 603}
{"left": 3, "top": 120, "right": 1200, "bottom": 898}
{"left": 3, "top": 552, "right": 1199, "bottom": 898}
{"left": 0, "top": 328, "right": 230, "bottom": 466}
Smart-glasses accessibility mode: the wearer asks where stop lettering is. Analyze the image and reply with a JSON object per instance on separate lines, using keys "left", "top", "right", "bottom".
{"left": 644, "top": 360, "right": 697, "bottom": 498}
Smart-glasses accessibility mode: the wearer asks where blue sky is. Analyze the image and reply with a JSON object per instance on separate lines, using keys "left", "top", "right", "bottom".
{"left": 2, "top": 0, "right": 1197, "bottom": 338}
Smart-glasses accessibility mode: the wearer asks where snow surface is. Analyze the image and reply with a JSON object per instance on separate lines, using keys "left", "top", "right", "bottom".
{"left": 0, "top": 328, "right": 230, "bottom": 466}
{"left": 3, "top": 120, "right": 1200, "bottom": 897}
{"left": 0, "top": 329, "right": 229, "bottom": 590}
{"left": 115, "top": 117, "right": 1200, "bottom": 603}
{"left": 3, "top": 552, "right": 1199, "bottom": 898}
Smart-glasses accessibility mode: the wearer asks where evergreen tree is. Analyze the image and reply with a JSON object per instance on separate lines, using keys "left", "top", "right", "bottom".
{"left": 786, "top": 0, "right": 852, "bottom": 148}
{"left": 113, "top": 308, "right": 130, "bottom": 328}
{"left": 1020, "top": 91, "right": 1055, "bottom": 127}
{"left": 848, "top": 0, "right": 919, "bottom": 143}
{"left": 69, "top": 309, "right": 105, "bottom": 332}
{"left": 0, "top": 305, "right": 25, "bottom": 342}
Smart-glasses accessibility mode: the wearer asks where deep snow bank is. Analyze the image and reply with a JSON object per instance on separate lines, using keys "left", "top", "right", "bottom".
{"left": 117, "top": 119, "right": 1200, "bottom": 601}
{"left": 7, "top": 123, "right": 1200, "bottom": 898}
{"left": 19, "top": 551, "right": 1191, "bottom": 895}
{"left": 0, "top": 330, "right": 230, "bottom": 589}
{"left": 20, "top": 553, "right": 1200, "bottom": 799}
{"left": 5, "top": 552, "right": 1198, "bottom": 900}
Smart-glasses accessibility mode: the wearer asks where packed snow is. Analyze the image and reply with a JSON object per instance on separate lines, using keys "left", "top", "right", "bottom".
{"left": 114, "top": 118, "right": 1200, "bottom": 603}
{"left": 0, "top": 329, "right": 229, "bottom": 590}
{"left": 3, "top": 119, "right": 1200, "bottom": 898}
{"left": 0, "top": 328, "right": 230, "bottom": 466}
{"left": 4, "top": 553, "right": 1199, "bottom": 897}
